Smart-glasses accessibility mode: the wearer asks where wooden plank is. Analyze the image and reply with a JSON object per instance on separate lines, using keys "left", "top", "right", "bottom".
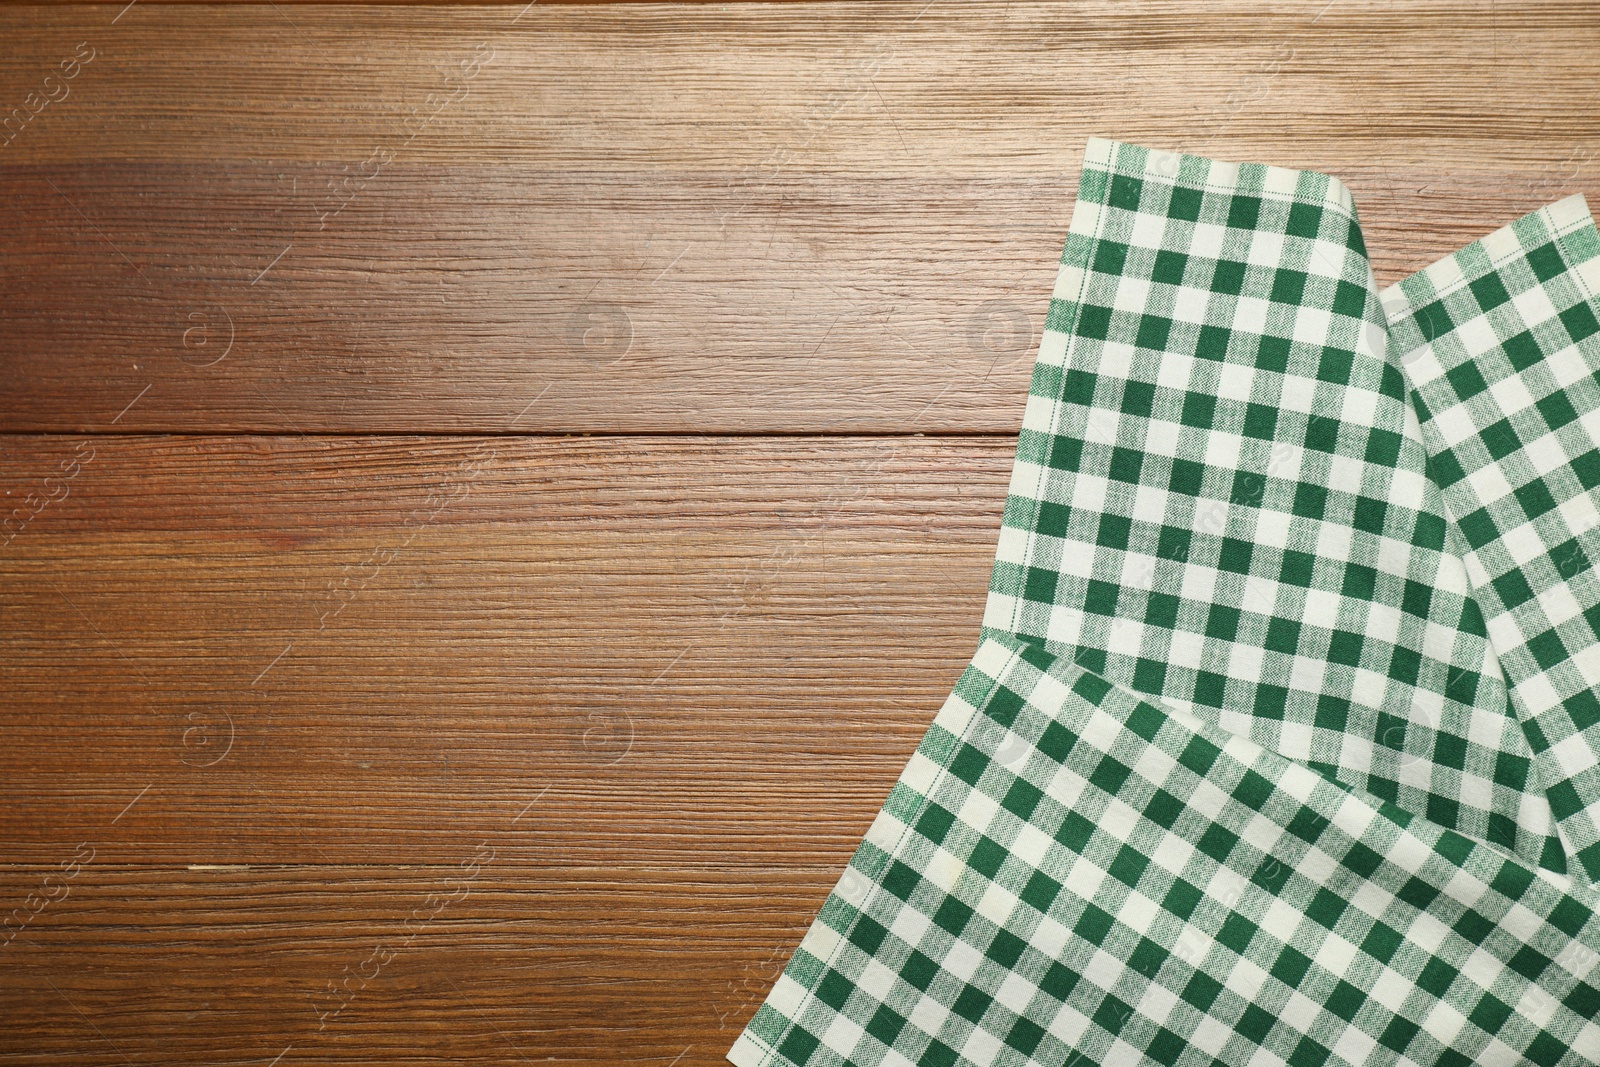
{"left": 1, "top": 2, "right": 1597, "bottom": 431}
{"left": 0, "top": 434, "right": 1010, "bottom": 866}
{"left": 0, "top": 865, "right": 827, "bottom": 1065}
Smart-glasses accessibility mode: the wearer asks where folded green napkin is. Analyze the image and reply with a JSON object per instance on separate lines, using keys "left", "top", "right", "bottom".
{"left": 729, "top": 138, "right": 1600, "bottom": 1067}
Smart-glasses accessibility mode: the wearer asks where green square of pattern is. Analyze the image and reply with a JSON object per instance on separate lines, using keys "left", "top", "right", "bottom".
{"left": 1181, "top": 391, "right": 1217, "bottom": 428}
{"left": 1481, "top": 417, "right": 1523, "bottom": 460}
{"left": 1254, "top": 683, "right": 1288, "bottom": 720}
{"left": 1097, "top": 512, "right": 1132, "bottom": 550}
{"left": 1152, "top": 249, "right": 1188, "bottom": 285}
{"left": 1167, "top": 185, "right": 1203, "bottom": 221}
{"left": 1196, "top": 822, "right": 1239, "bottom": 863}
{"left": 1317, "top": 346, "right": 1354, "bottom": 383}
{"left": 1415, "top": 299, "right": 1453, "bottom": 342}
{"left": 1077, "top": 304, "right": 1113, "bottom": 340}
{"left": 863, "top": 1004, "right": 910, "bottom": 1042}
{"left": 1162, "top": 878, "right": 1203, "bottom": 921}
{"left": 1093, "top": 240, "right": 1128, "bottom": 276}
{"left": 1293, "top": 481, "right": 1328, "bottom": 519}
{"left": 1258, "top": 335, "right": 1292, "bottom": 372}
{"left": 1108, "top": 844, "right": 1151, "bottom": 888}
{"left": 1327, "top": 629, "right": 1364, "bottom": 667}
{"left": 1062, "top": 368, "right": 1097, "bottom": 405}
{"left": 1158, "top": 524, "right": 1193, "bottom": 562}
{"left": 1445, "top": 360, "right": 1489, "bottom": 401}
{"left": 1037, "top": 500, "right": 1071, "bottom": 537}
{"left": 1504, "top": 329, "right": 1544, "bottom": 371}
{"left": 1193, "top": 670, "right": 1227, "bottom": 708}
{"left": 816, "top": 968, "right": 854, "bottom": 1010}
{"left": 1469, "top": 272, "right": 1511, "bottom": 313}
{"left": 1314, "top": 696, "right": 1349, "bottom": 732}
{"left": 1527, "top": 241, "right": 1566, "bottom": 282}
{"left": 1271, "top": 269, "right": 1308, "bottom": 305}
{"left": 968, "top": 836, "right": 1009, "bottom": 878}
{"left": 1352, "top": 496, "right": 1387, "bottom": 535}
{"left": 1169, "top": 458, "right": 1205, "bottom": 496}
{"left": 1280, "top": 549, "right": 1315, "bottom": 587}
{"left": 1108, "top": 173, "right": 1143, "bottom": 211}
{"left": 1021, "top": 869, "right": 1061, "bottom": 913}
{"left": 1538, "top": 389, "right": 1580, "bottom": 430}
{"left": 1218, "top": 537, "right": 1254, "bottom": 574}
{"left": 1212, "top": 259, "right": 1247, "bottom": 295}
{"left": 1206, "top": 603, "right": 1241, "bottom": 641}
{"left": 1145, "top": 591, "right": 1184, "bottom": 633}
{"left": 986, "top": 929, "right": 1026, "bottom": 967}
{"left": 1265, "top": 616, "right": 1301, "bottom": 654}
{"left": 1527, "top": 627, "right": 1568, "bottom": 670}
{"left": 1227, "top": 195, "right": 1261, "bottom": 230}
{"left": 1235, "top": 1003, "right": 1275, "bottom": 1044}
{"left": 933, "top": 895, "right": 974, "bottom": 936}
{"left": 1304, "top": 415, "right": 1341, "bottom": 453}
{"left": 951, "top": 984, "right": 993, "bottom": 1024}
{"left": 1024, "top": 566, "right": 1058, "bottom": 604}
{"left": 1110, "top": 446, "right": 1145, "bottom": 483}
{"left": 1286, "top": 201, "right": 1323, "bottom": 238}
{"left": 1243, "top": 402, "right": 1279, "bottom": 440}
{"left": 1364, "top": 428, "right": 1402, "bottom": 466}
{"left": 1196, "top": 323, "right": 1231, "bottom": 361}
{"left": 1561, "top": 300, "right": 1600, "bottom": 342}
{"left": 778, "top": 1025, "right": 822, "bottom": 1063}
{"left": 1513, "top": 479, "right": 1558, "bottom": 521}
{"left": 1137, "top": 315, "right": 1173, "bottom": 351}
{"left": 1342, "top": 562, "right": 1377, "bottom": 599}
{"left": 1326, "top": 979, "right": 1366, "bottom": 1021}
{"left": 1271, "top": 945, "right": 1313, "bottom": 988}
{"left": 1491, "top": 563, "right": 1542, "bottom": 604}
{"left": 1122, "top": 380, "right": 1155, "bottom": 416}
{"left": 1085, "top": 579, "right": 1120, "bottom": 616}
{"left": 1333, "top": 278, "right": 1367, "bottom": 318}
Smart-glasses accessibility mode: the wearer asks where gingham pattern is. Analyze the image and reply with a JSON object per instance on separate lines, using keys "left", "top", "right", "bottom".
{"left": 1383, "top": 195, "right": 1600, "bottom": 884}
{"left": 729, "top": 139, "right": 1600, "bottom": 1067}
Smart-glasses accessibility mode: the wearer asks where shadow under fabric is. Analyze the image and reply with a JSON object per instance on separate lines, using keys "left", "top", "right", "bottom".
{"left": 729, "top": 138, "right": 1600, "bottom": 1067}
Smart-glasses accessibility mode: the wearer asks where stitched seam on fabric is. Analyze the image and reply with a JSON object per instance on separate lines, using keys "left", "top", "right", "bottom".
{"left": 1005, "top": 150, "right": 1107, "bottom": 639}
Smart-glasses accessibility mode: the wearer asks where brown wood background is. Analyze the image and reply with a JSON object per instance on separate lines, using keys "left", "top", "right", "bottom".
{"left": 1, "top": 2, "right": 1597, "bottom": 1064}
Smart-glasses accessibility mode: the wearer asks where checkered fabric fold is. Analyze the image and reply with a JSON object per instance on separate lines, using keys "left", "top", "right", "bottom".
{"left": 728, "top": 138, "right": 1600, "bottom": 1067}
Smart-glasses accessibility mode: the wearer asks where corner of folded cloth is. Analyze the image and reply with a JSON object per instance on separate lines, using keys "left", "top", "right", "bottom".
{"left": 729, "top": 139, "right": 1600, "bottom": 1067}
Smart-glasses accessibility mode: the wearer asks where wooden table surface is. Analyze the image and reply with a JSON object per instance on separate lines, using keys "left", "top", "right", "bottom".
{"left": 1, "top": 2, "right": 1597, "bottom": 1063}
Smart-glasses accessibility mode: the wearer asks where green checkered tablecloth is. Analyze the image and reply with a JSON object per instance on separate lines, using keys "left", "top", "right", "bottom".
{"left": 728, "top": 139, "right": 1600, "bottom": 1067}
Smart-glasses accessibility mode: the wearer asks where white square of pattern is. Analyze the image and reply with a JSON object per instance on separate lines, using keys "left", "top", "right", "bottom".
{"left": 1292, "top": 306, "right": 1333, "bottom": 348}
{"left": 1142, "top": 418, "right": 1182, "bottom": 462}
{"left": 1247, "top": 230, "right": 1287, "bottom": 268}
{"left": 1130, "top": 212, "right": 1169, "bottom": 250}
{"left": 1313, "top": 519, "right": 1355, "bottom": 566}
{"left": 1191, "top": 221, "right": 1227, "bottom": 254}
{"left": 1171, "top": 284, "right": 1213, "bottom": 328}
{"left": 1485, "top": 364, "right": 1538, "bottom": 419}
{"left": 958, "top": 1026, "right": 1003, "bottom": 1066}
{"left": 1546, "top": 342, "right": 1594, "bottom": 392}
{"left": 975, "top": 880, "right": 1020, "bottom": 928}
{"left": 1233, "top": 294, "right": 1272, "bottom": 336}
{"left": 1510, "top": 285, "right": 1559, "bottom": 334}
{"left": 1338, "top": 383, "right": 1381, "bottom": 429}
{"left": 1364, "top": 965, "right": 1416, "bottom": 1015}
{"left": 939, "top": 938, "right": 984, "bottom": 984}
{"left": 1310, "top": 929, "right": 1359, "bottom": 977}
{"left": 1114, "top": 277, "right": 1154, "bottom": 316}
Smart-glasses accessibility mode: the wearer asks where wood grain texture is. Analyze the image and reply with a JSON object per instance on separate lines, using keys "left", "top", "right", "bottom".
{"left": 0, "top": 866, "right": 831, "bottom": 1064}
{"left": 0, "top": 435, "right": 1007, "bottom": 867}
{"left": 1, "top": 2, "right": 1597, "bottom": 431}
